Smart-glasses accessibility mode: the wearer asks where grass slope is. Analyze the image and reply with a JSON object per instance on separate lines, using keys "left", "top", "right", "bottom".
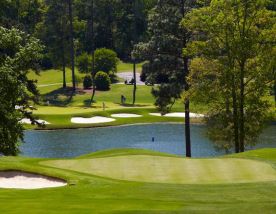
{"left": 1, "top": 149, "right": 276, "bottom": 213}
{"left": 42, "top": 156, "right": 276, "bottom": 184}
{"left": 26, "top": 66, "right": 274, "bottom": 129}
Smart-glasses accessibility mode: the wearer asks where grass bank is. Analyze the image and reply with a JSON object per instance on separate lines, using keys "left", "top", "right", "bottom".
{"left": 1, "top": 148, "right": 276, "bottom": 213}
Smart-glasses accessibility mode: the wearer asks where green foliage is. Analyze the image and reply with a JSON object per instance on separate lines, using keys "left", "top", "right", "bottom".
{"left": 83, "top": 75, "right": 92, "bottom": 89}
{"left": 133, "top": 0, "right": 193, "bottom": 114}
{"left": 95, "top": 71, "right": 111, "bottom": 91}
{"left": 76, "top": 52, "right": 92, "bottom": 73}
{"left": 0, "top": 0, "right": 44, "bottom": 33}
{"left": 0, "top": 67, "right": 22, "bottom": 155}
{"left": 35, "top": 0, "right": 69, "bottom": 70}
{"left": 183, "top": 0, "right": 276, "bottom": 152}
{"left": 75, "top": 74, "right": 83, "bottom": 87}
{"left": 152, "top": 84, "right": 182, "bottom": 114}
{"left": 0, "top": 27, "right": 43, "bottom": 155}
{"left": 94, "top": 48, "right": 119, "bottom": 74}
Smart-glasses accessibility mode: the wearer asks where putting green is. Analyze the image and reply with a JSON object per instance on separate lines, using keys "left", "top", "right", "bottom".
{"left": 42, "top": 155, "right": 276, "bottom": 184}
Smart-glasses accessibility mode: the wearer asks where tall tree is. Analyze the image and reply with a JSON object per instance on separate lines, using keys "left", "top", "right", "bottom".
{"left": 132, "top": 0, "right": 139, "bottom": 105}
{"left": 0, "top": 27, "right": 43, "bottom": 155}
{"left": 89, "top": 0, "right": 96, "bottom": 103}
{"left": 0, "top": 0, "right": 44, "bottom": 33}
{"left": 68, "top": 0, "right": 76, "bottom": 91}
{"left": 183, "top": 0, "right": 275, "bottom": 152}
{"left": 37, "top": 0, "right": 69, "bottom": 88}
{"left": 133, "top": 0, "right": 194, "bottom": 157}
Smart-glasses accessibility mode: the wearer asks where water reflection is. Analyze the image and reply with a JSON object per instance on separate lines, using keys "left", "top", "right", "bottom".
{"left": 21, "top": 124, "right": 276, "bottom": 158}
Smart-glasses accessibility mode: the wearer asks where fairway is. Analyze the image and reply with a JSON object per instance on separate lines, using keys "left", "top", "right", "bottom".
{"left": 42, "top": 155, "right": 276, "bottom": 184}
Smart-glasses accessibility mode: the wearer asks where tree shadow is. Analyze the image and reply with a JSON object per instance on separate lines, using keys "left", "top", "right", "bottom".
{"left": 42, "top": 87, "right": 83, "bottom": 106}
{"left": 110, "top": 73, "right": 120, "bottom": 83}
{"left": 114, "top": 103, "right": 150, "bottom": 108}
{"left": 83, "top": 99, "right": 101, "bottom": 108}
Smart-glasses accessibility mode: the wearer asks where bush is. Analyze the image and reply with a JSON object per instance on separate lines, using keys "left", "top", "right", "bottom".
{"left": 94, "top": 48, "right": 119, "bottom": 74}
{"left": 76, "top": 52, "right": 92, "bottom": 73}
{"left": 75, "top": 74, "right": 83, "bottom": 87}
{"left": 95, "top": 71, "right": 111, "bottom": 90}
{"left": 83, "top": 75, "right": 92, "bottom": 89}
{"left": 40, "top": 54, "right": 53, "bottom": 69}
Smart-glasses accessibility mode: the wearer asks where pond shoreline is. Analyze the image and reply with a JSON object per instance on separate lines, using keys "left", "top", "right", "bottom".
{"left": 27, "top": 115, "right": 206, "bottom": 131}
{"left": 22, "top": 123, "right": 276, "bottom": 159}
{"left": 29, "top": 121, "right": 206, "bottom": 132}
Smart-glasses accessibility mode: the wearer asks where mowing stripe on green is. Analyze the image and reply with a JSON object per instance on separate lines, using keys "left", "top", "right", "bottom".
{"left": 42, "top": 155, "right": 276, "bottom": 184}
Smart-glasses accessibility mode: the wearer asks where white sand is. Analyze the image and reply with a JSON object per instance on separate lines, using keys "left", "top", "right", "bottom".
{"left": 71, "top": 116, "right": 116, "bottom": 124}
{"left": 111, "top": 113, "right": 142, "bottom": 118}
{"left": 0, "top": 171, "right": 67, "bottom": 189}
{"left": 20, "top": 118, "right": 50, "bottom": 125}
{"left": 149, "top": 112, "right": 205, "bottom": 118}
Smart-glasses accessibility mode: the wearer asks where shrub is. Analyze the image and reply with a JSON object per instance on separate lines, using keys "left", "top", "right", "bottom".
{"left": 40, "top": 54, "right": 53, "bottom": 69}
{"left": 75, "top": 74, "right": 83, "bottom": 87}
{"left": 76, "top": 52, "right": 92, "bottom": 73}
{"left": 95, "top": 71, "right": 111, "bottom": 90}
{"left": 94, "top": 48, "right": 119, "bottom": 74}
{"left": 83, "top": 75, "right": 92, "bottom": 89}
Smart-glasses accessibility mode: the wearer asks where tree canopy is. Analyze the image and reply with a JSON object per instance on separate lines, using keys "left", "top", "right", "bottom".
{"left": 183, "top": 0, "right": 276, "bottom": 152}
{"left": 0, "top": 27, "right": 43, "bottom": 155}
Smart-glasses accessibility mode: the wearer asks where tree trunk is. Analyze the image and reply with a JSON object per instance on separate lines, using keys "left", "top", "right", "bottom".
{"left": 68, "top": 0, "right": 76, "bottom": 91}
{"left": 232, "top": 75, "right": 240, "bottom": 153}
{"left": 132, "top": 60, "right": 137, "bottom": 105}
{"left": 185, "top": 99, "right": 191, "bottom": 157}
{"left": 90, "top": 52, "right": 96, "bottom": 104}
{"left": 273, "top": 68, "right": 276, "bottom": 106}
{"left": 132, "top": 1, "right": 138, "bottom": 105}
{"left": 184, "top": 55, "right": 191, "bottom": 157}
{"left": 274, "top": 81, "right": 276, "bottom": 106}
{"left": 181, "top": 0, "right": 191, "bottom": 157}
{"left": 61, "top": 18, "right": 66, "bottom": 89}
{"left": 239, "top": 65, "right": 245, "bottom": 152}
{"left": 62, "top": 53, "right": 66, "bottom": 88}
{"left": 90, "top": 0, "right": 96, "bottom": 104}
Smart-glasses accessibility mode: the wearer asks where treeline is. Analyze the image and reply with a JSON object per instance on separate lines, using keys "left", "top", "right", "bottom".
{"left": 0, "top": 0, "right": 275, "bottom": 156}
{"left": 0, "top": 0, "right": 157, "bottom": 67}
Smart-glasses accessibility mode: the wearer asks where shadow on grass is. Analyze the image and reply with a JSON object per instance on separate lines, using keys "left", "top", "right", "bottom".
{"left": 43, "top": 87, "right": 84, "bottom": 106}
{"left": 114, "top": 103, "right": 150, "bottom": 108}
{"left": 83, "top": 99, "right": 102, "bottom": 108}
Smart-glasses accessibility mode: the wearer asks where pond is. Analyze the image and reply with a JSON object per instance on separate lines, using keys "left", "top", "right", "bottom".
{"left": 21, "top": 124, "right": 276, "bottom": 158}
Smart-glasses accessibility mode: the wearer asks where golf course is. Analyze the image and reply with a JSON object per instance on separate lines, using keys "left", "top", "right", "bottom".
{"left": 1, "top": 0, "right": 276, "bottom": 213}
{"left": 1, "top": 148, "right": 276, "bottom": 213}
{"left": 0, "top": 39, "right": 275, "bottom": 214}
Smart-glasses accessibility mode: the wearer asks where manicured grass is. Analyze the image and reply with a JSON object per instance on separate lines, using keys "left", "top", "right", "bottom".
{"left": 32, "top": 108, "right": 204, "bottom": 129}
{"left": 117, "top": 61, "right": 144, "bottom": 73}
{"left": 28, "top": 68, "right": 84, "bottom": 85}
{"left": 28, "top": 61, "right": 144, "bottom": 88}
{"left": 26, "top": 82, "right": 207, "bottom": 129}
{"left": 1, "top": 148, "right": 276, "bottom": 213}
{"left": 42, "top": 156, "right": 276, "bottom": 184}
{"left": 26, "top": 67, "right": 273, "bottom": 130}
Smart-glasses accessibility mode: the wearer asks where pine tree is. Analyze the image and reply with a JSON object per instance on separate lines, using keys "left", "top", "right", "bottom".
{"left": 133, "top": 0, "right": 195, "bottom": 157}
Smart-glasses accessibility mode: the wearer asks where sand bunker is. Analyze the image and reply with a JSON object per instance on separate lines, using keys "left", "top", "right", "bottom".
{"left": 20, "top": 118, "right": 50, "bottom": 125}
{"left": 149, "top": 112, "right": 204, "bottom": 118}
{"left": 111, "top": 113, "right": 142, "bottom": 118}
{"left": 71, "top": 116, "right": 116, "bottom": 124}
{"left": 0, "top": 171, "right": 66, "bottom": 189}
